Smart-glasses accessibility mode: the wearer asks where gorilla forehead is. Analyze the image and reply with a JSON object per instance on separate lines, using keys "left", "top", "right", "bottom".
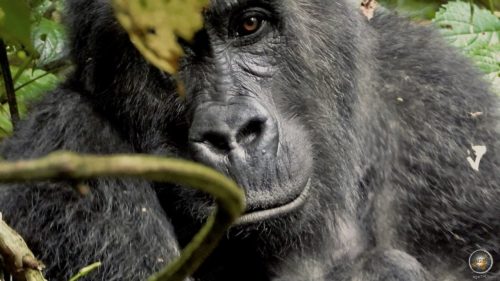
{"left": 207, "top": 0, "right": 311, "bottom": 17}
{"left": 209, "top": 0, "right": 271, "bottom": 10}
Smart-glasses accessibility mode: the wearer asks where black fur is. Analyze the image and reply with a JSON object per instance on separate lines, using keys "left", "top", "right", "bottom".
{"left": 0, "top": 0, "right": 498, "bottom": 280}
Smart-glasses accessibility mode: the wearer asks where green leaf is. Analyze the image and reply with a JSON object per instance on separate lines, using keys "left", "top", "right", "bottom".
{"left": 467, "top": 44, "right": 500, "bottom": 73}
{"left": 0, "top": 0, "right": 33, "bottom": 50}
{"left": 32, "top": 18, "right": 66, "bottom": 67}
{"left": 380, "top": 0, "right": 441, "bottom": 20}
{"left": 467, "top": 44, "right": 500, "bottom": 94}
{"left": 0, "top": 66, "right": 57, "bottom": 138}
{"left": 0, "top": 66, "right": 58, "bottom": 117}
{"left": 30, "top": 0, "right": 55, "bottom": 21}
{"left": 434, "top": 2, "right": 500, "bottom": 95}
{"left": 0, "top": 104, "right": 13, "bottom": 139}
{"left": 433, "top": 2, "right": 500, "bottom": 51}
{"left": 13, "top": 67, "right": 58, "bottom": 115}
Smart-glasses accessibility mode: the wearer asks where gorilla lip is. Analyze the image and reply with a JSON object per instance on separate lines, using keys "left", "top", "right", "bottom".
{"left": 234, "top": 178, "right": 312, "bottom": 225}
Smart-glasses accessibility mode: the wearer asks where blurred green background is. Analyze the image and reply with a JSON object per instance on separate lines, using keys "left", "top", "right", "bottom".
{"left": 381, "top": 0, "right": 499, "bottom": 19}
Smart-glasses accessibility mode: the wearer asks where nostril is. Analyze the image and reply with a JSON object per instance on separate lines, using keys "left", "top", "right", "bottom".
{"left": 202, "top": 132, "right": 232, "bottom": 152}
{"left": 236, "top": 118, "right": 266, "bottom": 146}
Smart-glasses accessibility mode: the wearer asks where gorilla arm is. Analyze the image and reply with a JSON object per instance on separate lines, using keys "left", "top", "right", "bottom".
{"left": 0, "top": 87, "right": 187, "bottom": 281}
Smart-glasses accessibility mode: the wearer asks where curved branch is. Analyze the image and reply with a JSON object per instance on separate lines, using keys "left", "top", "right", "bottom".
{"left": 0, "top": 151, "right": 246, "bottom": 281}
{"left": 0, "top": 213, "right": 46, "bottom": 281}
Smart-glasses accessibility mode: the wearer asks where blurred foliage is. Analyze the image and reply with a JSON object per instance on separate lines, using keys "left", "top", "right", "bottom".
{"left": 0, "top": 0, "right": 67, "bottom": 139}
{"left": 0, "top": 0, "right": 32, "bottom": 51}
{"left": 380, "top": 0, "right": 500, "bottom": 19}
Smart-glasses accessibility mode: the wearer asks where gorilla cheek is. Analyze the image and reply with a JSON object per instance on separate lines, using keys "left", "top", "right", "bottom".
{"left": 234, "top": 118, "right": 314, "bottom": 225}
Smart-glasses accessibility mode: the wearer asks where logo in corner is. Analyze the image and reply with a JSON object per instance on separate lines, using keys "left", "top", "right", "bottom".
{"left": 469, "top": 249, "right": 494, "bottom": 275}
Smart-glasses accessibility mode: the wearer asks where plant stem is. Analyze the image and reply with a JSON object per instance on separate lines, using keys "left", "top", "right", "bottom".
{"left": 14, "top": 64, "right": 66, "bottom": 93}
{"left": 0, "top": 40, "right": 19, "bottom": 126}
{"left": 14, "top": 71, "right": 51, "bottom": 92}
{"left": 68, "top": 262, "right": 102, "bottom": 281}
{"left": 0, "top": 152, "right": 246, "bottom": 281}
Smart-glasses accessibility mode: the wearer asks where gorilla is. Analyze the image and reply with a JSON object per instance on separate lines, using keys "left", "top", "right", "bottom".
{"left": 0, "top": 0, "right": 498, "bottom": 280}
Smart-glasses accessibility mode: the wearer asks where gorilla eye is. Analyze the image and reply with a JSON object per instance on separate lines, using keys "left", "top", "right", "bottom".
{"left": 232, "top": 10, "right": 269, "bottom": 38}
{"left": 238, "top": 16, "right": 262, "bottom": 35}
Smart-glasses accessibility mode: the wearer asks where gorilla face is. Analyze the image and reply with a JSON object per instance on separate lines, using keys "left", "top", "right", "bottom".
{"left": 138, "top": 0, "right": 362, "bottom": 230}
{"left": 182, "top": 1, "right": 314, "bottom": 224}
{"left": 73, "top": 0, "right": 360, "bottom": 232}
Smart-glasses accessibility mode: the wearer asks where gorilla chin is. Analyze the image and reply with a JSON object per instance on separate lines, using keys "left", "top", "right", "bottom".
{"left": 236, "top": 178, "right": 312, "bottom": 225}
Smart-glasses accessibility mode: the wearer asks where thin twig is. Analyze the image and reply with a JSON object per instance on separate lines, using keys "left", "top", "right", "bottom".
{"left": 14, "top": 64, "right": 67, "bottom": 93}
{"left": 67, "top": 262, "right": 102, "bottom": 281}
{"left": 0, "top": 40, "right": 19, "bottom": 126}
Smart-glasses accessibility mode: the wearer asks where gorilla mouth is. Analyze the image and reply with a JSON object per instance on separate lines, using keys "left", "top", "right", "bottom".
{"left": 234, "top": 178, "right": 312, "bottom": 225}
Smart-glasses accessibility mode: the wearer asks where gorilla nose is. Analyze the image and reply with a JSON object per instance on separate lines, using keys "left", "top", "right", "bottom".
{"left": 189, "top": 103, "right": 278, "bottom": 156}
{"left": 198, "top": 118, "right": 266, "bottom": 152}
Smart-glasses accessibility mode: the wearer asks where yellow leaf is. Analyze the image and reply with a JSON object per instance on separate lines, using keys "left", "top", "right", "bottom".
{"left": 113, "top": 0, "right": 209, "bottom": 74}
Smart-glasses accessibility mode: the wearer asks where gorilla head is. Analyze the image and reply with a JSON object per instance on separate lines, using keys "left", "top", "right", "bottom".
{"left": 66, "top": 0, "right": 370, "bottom": 230}
{"left": 0, "top": 0, "right": 498, "bottom": 280}
{"left": 176, "top": 2, "right": 380, "bottom": 244}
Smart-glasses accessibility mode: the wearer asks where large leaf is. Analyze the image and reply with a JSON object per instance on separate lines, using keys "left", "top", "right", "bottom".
{"left": 0, "top": 0, "right": 32, "bottom": 49}
{"left": 0, "top": 66, "right": 58, "bottom": 114}
{"left": 13, "top": 67, "right": 58, "bottom": 115}
{"left": 0, "top": 66, "right": 57, "bottom": 138}
{"left": 434, "top": 2, "right": 500, "bottom": 94}
{"left": 380, "top": 0, "right": 441, "bottom": 19}
{"left": 32, "top": 18, "right": 66, "bottom": 67}
{"left": 433, "top": 2, "right": 500, "bottom": 51}
{"left": 113, "top": 0, "right": 209, "bottom": 74}
{"left": 467, "top": 44, "right": 500, "bottom": 93}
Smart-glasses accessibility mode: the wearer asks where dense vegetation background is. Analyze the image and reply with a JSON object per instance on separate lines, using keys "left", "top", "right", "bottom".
{"left": 0, "top": 0, "right": 498, "bottom": 140}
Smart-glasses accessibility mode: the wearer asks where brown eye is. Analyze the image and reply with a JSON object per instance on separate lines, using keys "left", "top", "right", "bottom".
{"left": 243, "top": 17, "right": 259, "bottom": 33}
{"left": 236, "top": 14, "right": 265, "bottom": 37}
